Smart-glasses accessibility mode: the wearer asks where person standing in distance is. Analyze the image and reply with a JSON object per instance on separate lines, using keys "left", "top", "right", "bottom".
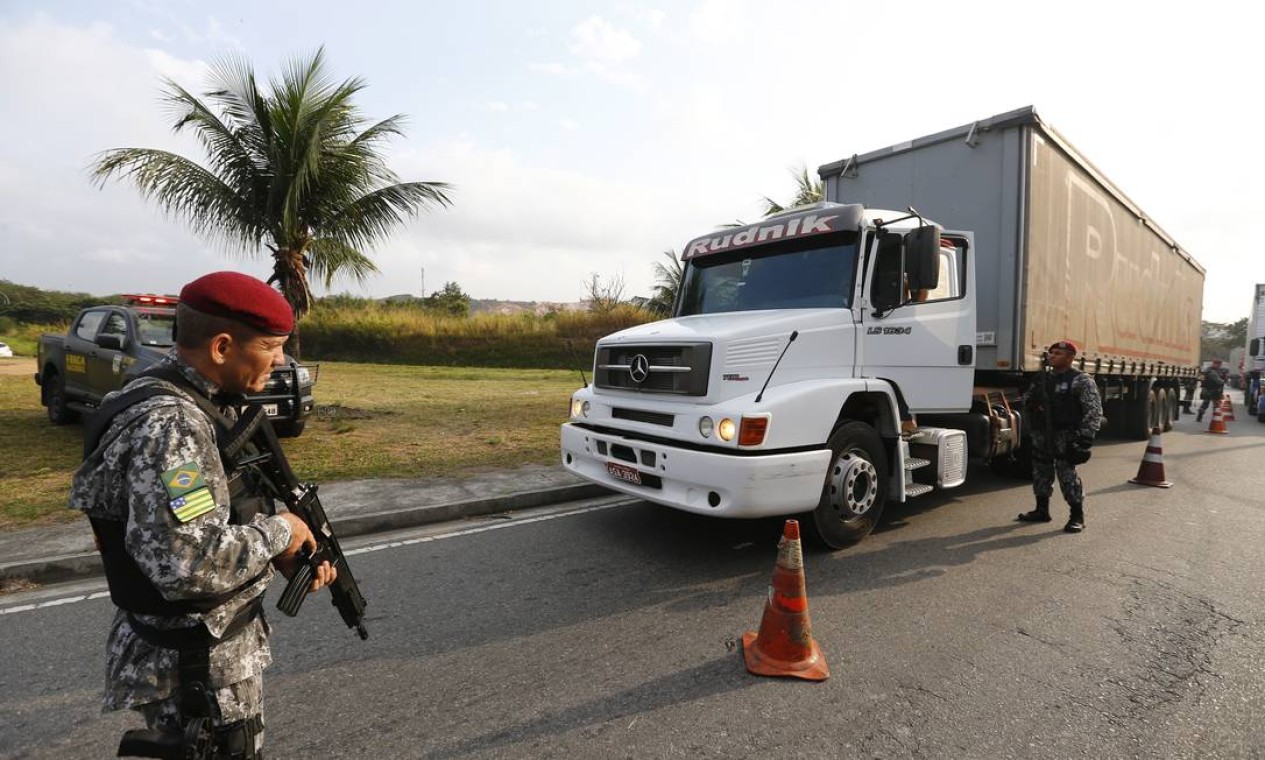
{"left": 71, "top": 271, "right": 336, "bottom": 758}
{"left": 1016, "top": 340, "right": 1104, "bottom": 533}
{"left": 1196, "top": 358, "right": 1226, "bottom": 422}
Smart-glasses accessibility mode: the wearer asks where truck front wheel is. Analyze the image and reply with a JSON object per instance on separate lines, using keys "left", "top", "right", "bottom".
{"left": 45, "top": 369, "right": 78, "bottom": 425}
{"left": 807, "top": 421, "right": 888, "bottom": 550}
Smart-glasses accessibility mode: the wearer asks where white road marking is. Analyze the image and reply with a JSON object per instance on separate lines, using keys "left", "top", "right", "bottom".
{"left": 0, "top": 498, "right": 633, "bottom": 616}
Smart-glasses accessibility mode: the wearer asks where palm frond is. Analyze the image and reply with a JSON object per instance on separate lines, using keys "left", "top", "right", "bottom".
{"left": 89, "top": 148, "right": 257, "bottom": 248}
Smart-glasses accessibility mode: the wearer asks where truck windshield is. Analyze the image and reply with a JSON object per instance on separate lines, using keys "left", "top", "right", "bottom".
{"left": 136, "top": 312, "right": 176, "bottom": 347}
{"left": 676, "top": 231, "right": 859, "bottom": 316}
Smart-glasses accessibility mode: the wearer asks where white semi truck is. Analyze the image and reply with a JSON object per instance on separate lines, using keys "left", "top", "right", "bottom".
{"left": 560, "top": 107, "right": 1204, "bottom": 549}
{"left": 1245, "top": 283, "right": 1265, "bottom": 419}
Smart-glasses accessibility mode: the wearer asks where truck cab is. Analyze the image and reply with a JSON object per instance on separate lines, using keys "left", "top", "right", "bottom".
{"left": 37, "top": 294, "right": 318, "bottom": 437}
{"left": 561, "top": 203, "right": 984, "bottom": 548}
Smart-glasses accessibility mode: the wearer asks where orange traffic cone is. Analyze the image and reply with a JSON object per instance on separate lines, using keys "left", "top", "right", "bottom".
{"left": 1221, "top": 396, "right": 1236, "bottom": 422}
{"left": 1129, "top": 427, "right": 1173, "bottom": 488}
{"left": 1206, "top": 403, "right": 1228, "bottom": 435}
{"left": 742, "top": 520, "right": 829, "bottom": 681}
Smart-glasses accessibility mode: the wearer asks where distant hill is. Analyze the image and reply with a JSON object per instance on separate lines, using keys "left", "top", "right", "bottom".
{"left": 379, "top": 294, "right": 587, "bottom": 315}
{"left": 469, "top": 298, "right": 588, "bottom": 316}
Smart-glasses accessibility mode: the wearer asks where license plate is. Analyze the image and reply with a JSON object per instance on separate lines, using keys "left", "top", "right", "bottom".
{"left": 605, "top": 461, "right": 642, "bottom": 485}
{"left": 263, "top": 404, "right": 279, "bottom": 417}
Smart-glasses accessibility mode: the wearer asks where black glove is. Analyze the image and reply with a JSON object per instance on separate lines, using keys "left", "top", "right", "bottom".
{"left": 1066, "top": 436, "right": 1093, "bottom": 465}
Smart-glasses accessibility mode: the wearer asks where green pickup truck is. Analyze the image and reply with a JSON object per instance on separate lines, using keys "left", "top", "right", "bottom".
{"left": 35, "top": 295, "right": 317, "bottom": 437}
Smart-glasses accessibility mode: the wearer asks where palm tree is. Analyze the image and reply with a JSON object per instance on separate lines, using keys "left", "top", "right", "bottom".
{"left": 90, "top": 47, "right": 451, "bottom": 355}
{"left": 760, "top": 165, "right": 823, "bottom": 217}
{"left": 646, "top": 250, "right": 683, "bottom": 316}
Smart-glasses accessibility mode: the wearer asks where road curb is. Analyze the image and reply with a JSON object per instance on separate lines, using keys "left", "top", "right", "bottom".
{"left": 0, "top": 483, "right": 612, "bottom": 588}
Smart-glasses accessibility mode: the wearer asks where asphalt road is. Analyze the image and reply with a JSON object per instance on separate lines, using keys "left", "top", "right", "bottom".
{"left": 2, "top": 421, "right": 1263, "bottom": 759}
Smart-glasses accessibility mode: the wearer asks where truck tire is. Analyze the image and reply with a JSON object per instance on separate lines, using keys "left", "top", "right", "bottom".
{"left": 273, "top": 419, "right": 307, "bottom": 438}
{"left": 1123, "top": 390, "right": 1154, "bottom": 441}
{"left": 44, "top": 369, "right": 79, "bottom": 425}
{"left": 807, "top": 421, "right": 888, "bottom": 550}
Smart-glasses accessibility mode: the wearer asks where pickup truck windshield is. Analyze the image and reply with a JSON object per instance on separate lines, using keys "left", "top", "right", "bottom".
{"left": 136, "top": 312, "right": 176, "bottom": 347}
{"left": 677, "top": 231, "right": 859, "bottom": 316}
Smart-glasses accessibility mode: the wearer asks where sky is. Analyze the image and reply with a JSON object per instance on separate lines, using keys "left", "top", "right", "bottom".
{"left": 0, "top": 0, "right": 1261, "bottom": 323}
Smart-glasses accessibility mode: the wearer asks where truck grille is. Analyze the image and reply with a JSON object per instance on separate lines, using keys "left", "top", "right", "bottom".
{"left": 595, "top": 343, "right": 711, "bottom": 396}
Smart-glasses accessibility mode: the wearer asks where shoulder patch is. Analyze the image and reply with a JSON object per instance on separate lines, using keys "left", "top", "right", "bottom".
{"left": 169, "top": 488, "right": 216, "bottom": 523}
{"left": 163, "top": 462, "right": 217, "bottom": 522}
{"left": 163, "top": 462, "right": 206, "bottom": 498}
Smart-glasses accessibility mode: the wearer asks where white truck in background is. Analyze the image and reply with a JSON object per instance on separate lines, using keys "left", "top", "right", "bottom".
{"left": 561, "top": 107, "right": 1204, "bottom": 549}
{"left": 1245, "top": 283, "right": 1265, "bottom": 419}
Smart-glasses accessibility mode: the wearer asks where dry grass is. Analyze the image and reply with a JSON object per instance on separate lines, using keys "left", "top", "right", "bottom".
{"left": 0, "top": 358, "right": 584, "bottom": 529}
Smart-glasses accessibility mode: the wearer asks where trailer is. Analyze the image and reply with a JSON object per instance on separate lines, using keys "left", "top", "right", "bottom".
{"left": 819, "top": 106, "right": 1203, "bottom": 438}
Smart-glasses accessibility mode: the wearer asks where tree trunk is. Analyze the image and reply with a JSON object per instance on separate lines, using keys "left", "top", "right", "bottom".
{"left": 271, "top": 247, "right": 313, "bottom": 361}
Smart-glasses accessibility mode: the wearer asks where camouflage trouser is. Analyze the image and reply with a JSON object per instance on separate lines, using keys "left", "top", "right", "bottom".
{"left": 1197, "top": 392, "right": 1224, "bottom": 417}
{"left": 1030, "top": 430, "right": 1084, "bottom": 508}
{"left": 138, "top": 674, "right": 264, "bottom": 755}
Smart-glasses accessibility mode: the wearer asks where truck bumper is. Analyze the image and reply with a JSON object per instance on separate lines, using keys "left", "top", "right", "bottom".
{"left": 560, "top": 423, "right": 831, "bottom": 518}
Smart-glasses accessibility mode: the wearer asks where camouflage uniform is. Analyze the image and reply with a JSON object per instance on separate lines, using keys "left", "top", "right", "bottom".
{"left": 1023, "top": 369, "right": 1103, "bottom": 508}
{"left": 70, "top": 353, "right": 292, "bottom": 737}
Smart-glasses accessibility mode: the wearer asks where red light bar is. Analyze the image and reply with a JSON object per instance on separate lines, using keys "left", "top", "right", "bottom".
{"left": 121, "top": 293, "right": 179, "bottom": 306}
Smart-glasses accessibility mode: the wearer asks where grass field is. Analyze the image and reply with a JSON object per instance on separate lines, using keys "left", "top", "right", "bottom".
{"left": 0, "top": 357, "right": 585, "bottom": 529}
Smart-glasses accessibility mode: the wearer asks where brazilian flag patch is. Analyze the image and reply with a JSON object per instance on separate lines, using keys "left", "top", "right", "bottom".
{"left": 162, "top": 462, "right": 216, "bottom": 522}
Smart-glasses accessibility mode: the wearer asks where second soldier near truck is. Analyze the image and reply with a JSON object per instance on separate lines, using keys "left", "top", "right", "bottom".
{"left": 1016, "top": 340, "right": 1104, "bottom": 534}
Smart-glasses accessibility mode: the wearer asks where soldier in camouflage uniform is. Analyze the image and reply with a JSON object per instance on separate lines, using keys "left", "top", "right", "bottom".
{"left": 1016, "top": 340, "right": 1103, "bottom": 533}
{"left": 71, "top": 272, "right": 335, "bottom": 758}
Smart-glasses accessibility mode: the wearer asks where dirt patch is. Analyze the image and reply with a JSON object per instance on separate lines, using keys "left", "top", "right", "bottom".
{"left": 0, "top": 358, "right": 35, "bottom": 376}
{"left": 314, "top": 403, "right": 390, "bottom": 421}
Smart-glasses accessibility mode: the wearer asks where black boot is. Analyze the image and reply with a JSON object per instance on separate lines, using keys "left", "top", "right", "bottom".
{"left": 1064, "top": 504, "right": 1084, "bottom": 533}
{"left": 1017, "top": 497, "right": 1052, "bottom": 523}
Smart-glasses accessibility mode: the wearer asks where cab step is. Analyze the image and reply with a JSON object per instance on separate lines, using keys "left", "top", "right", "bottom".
{"left": 904, "top": 457, "right": 931, "bottom": 471}
{"left": 904, "top": 483, "right": 934, "bottom": 498}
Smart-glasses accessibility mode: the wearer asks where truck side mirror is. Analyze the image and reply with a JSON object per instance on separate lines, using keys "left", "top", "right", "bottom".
{"left": 904, "top": 225, "right": 941, "bottom": 291}
{"left": 1252, "top": 338, "right": 1260, "bottom": 356}
{"left": 96, "top": 333, "right": 128, "bottom": 351}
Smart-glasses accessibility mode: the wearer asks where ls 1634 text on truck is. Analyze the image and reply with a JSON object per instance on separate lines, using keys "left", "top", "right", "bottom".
{"left": 561, "top": 107, "right": 1203, "bottom": 549}
{"left": 36, "top": 294, "right": 317, "bottom": 437}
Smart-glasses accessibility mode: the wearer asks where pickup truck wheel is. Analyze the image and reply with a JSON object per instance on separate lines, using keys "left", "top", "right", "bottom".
{"left": 45, "top": 370, "right": 78, "bottom": 425}
{"left": 273, "top": 420, "right": 306, "bottom": 438}
{"left": 807, "top": 421, "right": 888, "bottom": 550}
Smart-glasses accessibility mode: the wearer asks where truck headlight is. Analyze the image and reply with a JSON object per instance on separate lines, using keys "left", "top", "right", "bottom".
{"left": 296, "top": 366, "right": 312, "bottom": 386}
{"left": 717, "top": 417, "right": 736, "bottom": 442}
{"left": 571, "top": 398, "right": 589, "bottom": 418}
{"left": 698, "top": 416, "right": 714, "bottom": 438}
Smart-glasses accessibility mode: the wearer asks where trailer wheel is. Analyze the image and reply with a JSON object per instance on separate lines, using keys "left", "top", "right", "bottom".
{"left": 1122, "top": 390, "right": 1154, "bottom": 440}
{"left": 45, "top": 369, "right": 78, "bottom": 425}
{"left": 807, "top": 421, "right": 888, "bottom": 550}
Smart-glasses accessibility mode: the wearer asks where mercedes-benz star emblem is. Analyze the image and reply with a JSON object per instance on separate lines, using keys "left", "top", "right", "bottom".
{"left": 629, "top": 354, "right": 650, "bottom": 384}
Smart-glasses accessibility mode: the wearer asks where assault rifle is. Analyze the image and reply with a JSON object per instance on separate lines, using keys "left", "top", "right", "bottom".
{"left": 223, "top": 406, "right": 369, "bottom": 640}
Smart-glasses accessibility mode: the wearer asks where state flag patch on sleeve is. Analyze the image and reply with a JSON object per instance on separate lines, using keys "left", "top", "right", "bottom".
{"left": 162, "top": 462, "right": 216, "bottom": 522}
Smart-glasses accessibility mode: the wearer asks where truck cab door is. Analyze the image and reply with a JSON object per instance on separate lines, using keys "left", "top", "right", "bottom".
{"left": 86, "top": 310, "right": 132, "bottom": 400}
{"left": 859, "top": 229, "right": 976, "bottom": 413}
{"left": 63, "top": 309, "right": 108, "bottom": 401}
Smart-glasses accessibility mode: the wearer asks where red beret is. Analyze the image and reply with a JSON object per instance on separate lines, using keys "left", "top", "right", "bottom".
{"left": 179, "top": 271, "right": 294, "bottom": 336}
{"left": 1048, "top": 339, "right": 1078, "bottom": 354}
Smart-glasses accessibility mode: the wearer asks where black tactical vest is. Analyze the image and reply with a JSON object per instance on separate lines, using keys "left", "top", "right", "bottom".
{"left": 1046, "top": 368, "right": 1084, "bottom": 431}
{"left": 83, "top": 365, "right": 270, "bottom": 618}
